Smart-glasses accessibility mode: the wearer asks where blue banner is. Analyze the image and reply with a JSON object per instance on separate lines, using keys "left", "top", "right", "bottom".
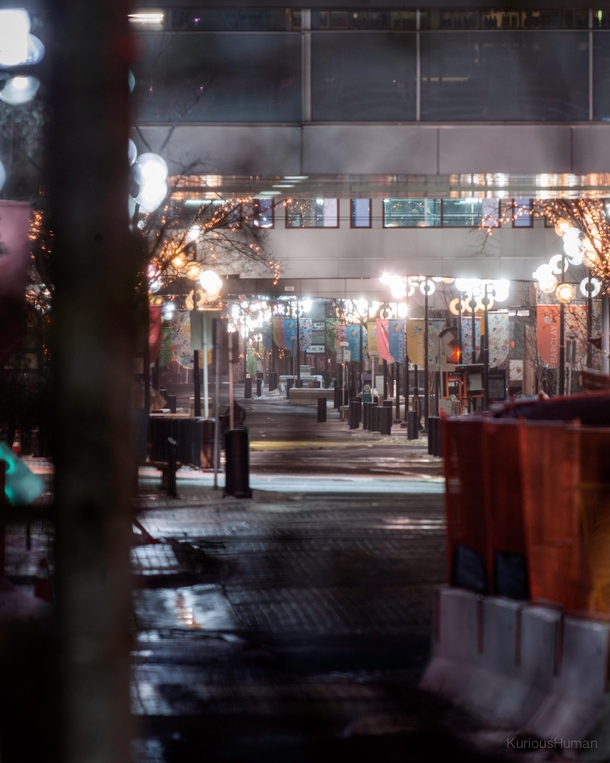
{"left": 262, "top": 321, "right": 273, "bottom": 351}
{"left": 345, "top": 324, "right": 361, "bottom": 362}
{"left": 388, "top": 320, "right": 406, "bottom": 364}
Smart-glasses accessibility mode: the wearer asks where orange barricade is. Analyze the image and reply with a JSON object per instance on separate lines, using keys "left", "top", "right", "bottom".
{"left": 442, "top": 417, "right": 487, "bottom": 591}
{"left": 481, "top": 419, "right": 528, "bottom": 597}
{"left": 519, "top": 422, "right": 610, "bottom": 617}
{"left": 443, "top": 416, "right": 528, "bottom": 597}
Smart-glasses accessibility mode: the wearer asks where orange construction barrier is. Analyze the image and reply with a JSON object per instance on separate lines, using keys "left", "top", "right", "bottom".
{"left": 519, "top": 421, "right": 610, "bottom": 617}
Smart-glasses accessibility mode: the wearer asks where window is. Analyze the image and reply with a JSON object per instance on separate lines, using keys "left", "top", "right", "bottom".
{"left": 286, "top": 199, "right": 339, "bottom": 228}
{"left": 442, "top": 199, "right": 500, "bottom": 227}
{"left": 383, "top": 199, "right": 441, "bottom": 227}
{"left": 512, "top": 198, "right": 533, "bottom": 228}
{"left": 351, "top": 199, "right": 371, "bottom": 228}
{"left": 252, "top": 198, "right": 274, "bottom": 228}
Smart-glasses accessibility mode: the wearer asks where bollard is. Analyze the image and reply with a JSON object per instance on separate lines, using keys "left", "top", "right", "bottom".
{"left": 371, "top": 406, "right": 381, "bottom": 433}
{"left": 296, "top": 379, "right": 303, "bottom": 388}
{"left": 428, "top": 416, "right": 442, "bottom": 456}
{"left": 268, "top": 371, "right": 278, "bottom": 391}
{"left": 244, "top": 377, "right": 252, "bottom": 399}
{"left": 166, "top": 394, "right": 177, "bottom": 413}
{"left": 167, "top": 437, "right": 178, "bottom": 497}
{"left": 286, "top": 378, "right": 293, "bottom": 398}
{"left": 333, "top": 387, "right": 341, "bottom": 409}
{"left": 317, "top": 396, "right": 327, "bottom": 423}
{"left": 380, "top": 406, "right": 392, "bottom": 435}
{"left": 224, "top": 427, "right": 252, "bottom": 498}
{"left": 349, "top": 399, "right": 359, "bottom": 430}
{"left": 256, "top": 378, "right": 263, "bottom": 397}
{"left": 363, "top": 401, "right": 374, "bottom": 430}
{"left": 407, "top": 410, "right": 419, "bottom": 440}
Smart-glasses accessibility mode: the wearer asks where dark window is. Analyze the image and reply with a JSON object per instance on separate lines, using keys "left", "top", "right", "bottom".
{"left": 252, "top": 199, "right": 274, "bottom": 229}
{"left": 421, "top": 32, "right": 589, "bottom": 121}
{"left": 133, "top": 32, "right": 301, "bottom": 122}
{"left": 512, "top": 198, "right": 533, "bottom": 228}
{"left": 312, "top": 32, "right": 416, "bottom": 121}
{"left": 166, "top": 9, "right": 299, "bottom": 32}
{"left": 351, "top": 199, "right": 371, "bottom": 228}
{"left": 311, "top": 10, "right": 415, "bottom": 31}
{"left": 286, "top": 199, "right": 339, "bottom": 228}
{"left": 383, "top": 199, "right": 441, "bottom": 227}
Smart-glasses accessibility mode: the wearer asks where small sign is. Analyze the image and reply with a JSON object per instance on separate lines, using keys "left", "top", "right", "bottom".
{"left": 312, "top": 321, "right": 325, "bottom": 331}
{"left": 307, "top": 345, "right": 325, "bottom": 354}
{"left": 363, "top": 383, "right": 371, "bottom": 394}
{"left": 284, "top": 285, "right": 295, "bottom": 292}
{"left": 337, "top": 349, "right": 351, "bottom": 364}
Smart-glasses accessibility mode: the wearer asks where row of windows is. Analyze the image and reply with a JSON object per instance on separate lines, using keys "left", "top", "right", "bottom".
{"left": 247, "top": 198, "right": 535, "bottom": 229}
{"left": 134, "top": 31, "right": 610, "bottom": 123}
{"left": 140, "top": 8, "right": 610, "bottom": 32}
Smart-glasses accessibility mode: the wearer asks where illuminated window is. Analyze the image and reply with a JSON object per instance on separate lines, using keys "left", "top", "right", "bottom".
{"left": 286, "top": 199, "right": 339, "bottom": 228}
{"left": 350, "top": 199, "right": 371, "bottom": 228}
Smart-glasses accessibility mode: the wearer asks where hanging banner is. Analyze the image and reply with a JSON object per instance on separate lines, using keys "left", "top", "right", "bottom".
{"left": 262, "top": 321, "right": 273, "bottom": 351}
{"left": 388, "top": 320, "right": 406, "bottom": 364}
{"left": 461, "top": 314, "right": 510, "bottom": 368}
{"left": 272, "top": 317, "right": 298, "bottom": 350}
{"left": 160, "top": 327, "right": 172, "bottom": 367}
{"left": 299, "top": 317, "right": 312, "bottom": 351}
{"left": 367, "top": 322, "right": 378, "bottom": 355}
{"left": 171, "top": 311, "right": 194, "bottom": 369}
{"left": 345, "top": 324, "right": 361, "bottom": 362}
{"left": 376, "top": 320, "right": 395, "bottom": 363}
{"left": 0, "top": 201, "right": 30, "bottom": 365}
{"left": 406, "top": 320, "right": 424, "bottom": 367}
{"left": 537, "top": 305, "right": 588, "bottom": 368}
{"left": 149, "top": 306, "right": 162, "bottom": 364}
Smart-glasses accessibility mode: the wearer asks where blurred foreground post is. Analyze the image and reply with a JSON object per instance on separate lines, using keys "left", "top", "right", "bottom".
{"left": 49, "top": 1, "right": 136, "bottom": 762}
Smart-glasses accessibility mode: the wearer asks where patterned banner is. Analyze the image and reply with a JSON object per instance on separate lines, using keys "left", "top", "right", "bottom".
{"left": 0, "top": 201, "right": 30, "bottom": 365}
{"left": 272, "top": 317, "right": 298, "bottom": 350}
{"left": 171, "top": 311, "right": 194, "bottom": 369}
{"left": 299, "top": 317, "right": 312, "bottom": 350}
{"left": 461, "top": 314, "right": 510, "bottom": 368}
{"left": 160, "top": 327, "right": 172, "bottom": 368}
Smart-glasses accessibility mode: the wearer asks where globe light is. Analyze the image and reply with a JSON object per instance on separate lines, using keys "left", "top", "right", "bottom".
{"left": 379, "top": 272, "right": 391, "bottom": 285}
{"left": 133, "top": 152, "right": 168, "bottom": 187}
{"left": 0, "top": 76, "right": 39, "bottom": 105}
{"left": 580, "top": 277, "right": 602, "bottom": 298}
{"left": 135, "top": 181, "right": 167, "bottom": 213}
{"left": 555, "top": 283, "right": 575, "bottom": 304}
{"left": 548, "top": 254, "right": 566, "bottom": 276}
{"left": 563, "top": 236, "right": 583, "bottom": 265}
{"left": 420, "top": 280, "right": 436, "bottom": 296}
{"left": 0, "top": 10, "right": 30, "bottom": 67}
{"left": 199, "top": 269, "right": 223, "bottom": 296}
{"left": 539, "top": 275, "right": 558, "bottom": 294}
{"left": 128, "top": 139, "right": 137, "bottom": 166}
{"left": 301, "top": 299, "right": 312, "bottom": 313}
{"left": 389, "top": 275, "right": 406, "bottom": 299}
{"left": 491, "top": 279, "right": 510, "bottom": 302}
{"left": 553, "top": 219, "right": 573, "bottom": 237}
{"left": 454, "top": 278, "right": 471, "bottom": 293}
{"left": 24, "top": 34, "right": 44, "bottom": 65}
{"left": 187, "top": 225, "right": 200, "bottom": 242}
{"left": 533, "top": 264, "right": 554, "bottom": 282}
{"left": 397, "top": 302, "right": 408, "bottom": 318}
{"left": 185, "top": 262, "right": 202, "bottom": 281}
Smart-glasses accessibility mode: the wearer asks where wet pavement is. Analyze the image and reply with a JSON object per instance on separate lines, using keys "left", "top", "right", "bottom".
{"left": 3, "top": 397, "right": 555, "bottom": 761}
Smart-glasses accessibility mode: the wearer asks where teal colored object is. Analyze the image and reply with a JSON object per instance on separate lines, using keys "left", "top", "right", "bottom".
{"left": 0, "top": 442, "right": 46, "bottom": 506}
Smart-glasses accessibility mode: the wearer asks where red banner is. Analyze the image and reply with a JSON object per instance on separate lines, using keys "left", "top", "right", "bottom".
{"left": 537, "top": 304, "right": 588, "bottom": 367}
{"left": 0, "top": 201, "right": 31, "bottom": 366}
{"left": 149, "top": 305, "right": 162, "bottom": 364}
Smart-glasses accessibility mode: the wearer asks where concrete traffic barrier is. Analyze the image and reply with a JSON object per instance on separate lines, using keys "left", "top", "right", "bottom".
{"left": 528, "top": 616, "right": 610, "bottom": 754}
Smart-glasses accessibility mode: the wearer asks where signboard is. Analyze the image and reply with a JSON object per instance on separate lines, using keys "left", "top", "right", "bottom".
{"left": 312, "top": 321, "right": 325, "bottom": 331}
{"left": 337, "top": 349, "right": 351, "bottom": 363}
{"left": 306, "top": 345, "right": 325, "bottom": 354}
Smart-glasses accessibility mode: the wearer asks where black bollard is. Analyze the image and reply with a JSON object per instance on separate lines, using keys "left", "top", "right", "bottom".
{"left": 167, "top": 437, "right": 178, "bottom": 498}
{"left": 268, "top": 371, "right": 278, "bottom": 391}
{"left": 286, "top": 378, "right": 293, "bottom": 398}
{"left": 256, "top": 378, "right": 263, "bottom": 397}
{"left": 317, "top": 396, "right": 327, "bottom": 423}
{"left": 244, "top": 377, "right": 252, "bottom": 399}
{"left": 333, "top": 387, "right": 341, "bottom": 409}
{"left": 349, "top": 399, "right": 359, "bottom": 430}
{"left": 380, "top": 406, "right": 392, "bottom": 435}
{"left": 224, "top": 427, "right": 252, "bottom": 498}
{"left": 363, "top": 401, "right": 374, "bottom": 430}
{"left": 407, "top": 410, "right": 419, "bottom": 440}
